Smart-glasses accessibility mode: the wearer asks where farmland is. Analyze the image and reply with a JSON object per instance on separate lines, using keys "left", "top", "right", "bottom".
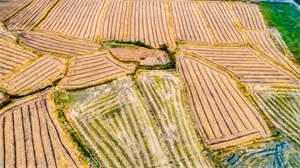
{"left": 0, "top": 90, "right": 81, "bottom": 167}
{"left": 1, "top": 0, "right": 300, "bottom": 167}
{"left": 177, "top": 54, "right": 270, "bottom": 149}
{"left": 64, "top": 72, "right": 211, "bottom": 167}
{"left": 109, "top": 47, "right": 170, "bottom": 65}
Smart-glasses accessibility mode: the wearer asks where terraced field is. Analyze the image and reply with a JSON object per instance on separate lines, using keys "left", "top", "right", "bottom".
{"left": 177, "top": 55, "right": 270, "bottom": 149}
{"left": 0, "top": 90, "right": 81, "bottom": 167}
{"left": 37, "top": 0, "right": 106, "bottom": 41}
{"left": 170, "top": 1, "right": 211, "bottom": 44}
{"left": 109, "top": 47, "right": 170, "bottom": 65}
{"left": 232, "top": 3, "right": 266, "bottom": 30}
{"left": 0, "top": 38, "right": 36, "bottom": 80}
{"left": 186, "top": 45, "right": 298, "bottom": 84}
{"left": 60, "top": 51, "right": 136, "bottom": 89}
{"left": 66, "top": 73, "right": 211, "bottom": 167}
{"left": 4, "top": 0, "right": 56, "bottom": 31}
{"left": 18, "top": 32, "right": 100, "bottom": 56}
{"left": 251, "top": 86, "right": 300, "bottom": 146}
{"left": 4, "top": 55, "right": 65, "bottom": 96}
{"left": 198, "top": 2, "right": 244, "bottom": 45}
{"left": 246, "top": 31, "right": 300, "bottom": 76}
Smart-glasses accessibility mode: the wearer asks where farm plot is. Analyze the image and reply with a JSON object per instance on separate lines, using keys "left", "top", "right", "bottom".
{"left": 37, "top": 0, "right": 106, "bottom": 41}
{"left": 231, "top": 3, "right": 266, "bottom": 30}
{"left": 0, "top": 0, "right": 30, "bottom": 20}
{"left": 0, "top": 90, "right": 81, "bottom": 167}
{"left": 99, "top": 0, "right": 129, "bottom": 41}
{"left": 66, "top": 74, "right": 211, "bottom": 167}
{"left": 137, "top": 71, "right": 211, "bottom": 167}
{"left": 221, "top": 139, "right": 300, "bottom": 167}
{"left": 187, "top": 46, "right": 298, "bottom": 84}
{"left": 198, "top": 2, "right": 244, "bottom": 45}
{"left": 4, "top": 0, "right": 56, "bottom": 31}
{"left": 60, "top": 51, "right": 136, "bottom": 89}
{"left": 0, "top": 38, "right": 36, "bottom": 80}
{"left": 177, "top": 55, "right": 270, "bottom": 149}
{"left": 128, "top": 0, "right": 176, "bottom": 49}
{"left": 251, "top": 86, "right": 300, "bottom": 146}
{"left": 18, "top": 32, "right": 100, "bottom": 57}
{"left": 170, "top": 1, "right": 211, "bottom": 44}
{"left": 109, "top": 47, "right": 169, "bottom": 65}
{"left": 4, "top": 55, "right": 65, "bottom": 96}
{"left": 246, "top": 31, "right": 300, "bottom": 75}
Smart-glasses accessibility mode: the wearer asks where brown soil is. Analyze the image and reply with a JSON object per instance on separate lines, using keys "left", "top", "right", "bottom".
{"left": 177, "top": 54, "right": 270, "bottom": 149}
{"left": 109, "top": 47, "right": 170, "bottom": 65}
{"left": 0, "top": 89, "right": 82, "bottom": 167}
{"left": 0, "top": 0, "right": 30, "bottom": 20}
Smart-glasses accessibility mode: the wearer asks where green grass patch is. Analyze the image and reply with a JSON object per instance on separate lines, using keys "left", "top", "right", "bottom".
{"left": 260, "top": 2, "right": 300, "bottom": 64}
{"left": 54, "top": 90, "right": 99, "bottom": 167}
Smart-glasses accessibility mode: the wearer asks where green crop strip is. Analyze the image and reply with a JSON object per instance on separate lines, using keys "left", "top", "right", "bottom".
{"left": 260, "top": 2, "right": 300, "bottom": 64}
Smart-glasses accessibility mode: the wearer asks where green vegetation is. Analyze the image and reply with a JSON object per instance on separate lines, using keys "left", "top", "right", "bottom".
{"left": 260, "top": 2, "right": 300, "bottom": 63}
{"left": 108, "top": 40, "right": 153, "bottom": 49}
{"left": 54, "top": 90, "right": 99, "bottom": 167}
{"left": 105, "top": 42, "right": 138, "bottom": 49}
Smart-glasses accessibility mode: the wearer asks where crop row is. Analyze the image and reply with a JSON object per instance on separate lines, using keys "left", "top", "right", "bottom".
{"left": 177, "top": 54, "right": 270, "bottom": 149}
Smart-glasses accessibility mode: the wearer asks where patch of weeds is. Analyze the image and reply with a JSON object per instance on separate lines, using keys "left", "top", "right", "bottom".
{"left": 54, "top": 89, "right": 99, "bottom": 167}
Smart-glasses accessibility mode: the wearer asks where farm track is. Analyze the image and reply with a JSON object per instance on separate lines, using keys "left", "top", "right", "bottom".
{"left": 37, "top": 0, "right": 106, "bottom": 41}
{"left": 198, "top": 2, "right": 244, "bottom": 45}
{"left": 4, "top": 55, "right": 65, "bottom": 96}
{"left": 251, "top": 86, "right": 300, "bottom": 146}
{"left": 170, "top": 1, "right": 211, "bottom": 44}
{"left": 186, "top": 45, "right": 298, "bottom": 84}
{"left": 177, "top": 55, "right": 270, "bottom": 149}
{"left": 246, "top": 31, "right": 300, "bottom": 76}
{"left": 5, "top": 0, "right": 56, "bottom": 31}
{"left": 18, "top": 32, "right": 100, "bottom": 56}
{"left": 232, "top": 3, "right": 266, "bottom": 30}
{"left": 0, "top": 90, "right": 81, "bottom": 167}
{"left": 60, "top": 51, "right": 136, "bottom": 89}
{"left": 0, "top": 38, "right": 36, "bottom": 80}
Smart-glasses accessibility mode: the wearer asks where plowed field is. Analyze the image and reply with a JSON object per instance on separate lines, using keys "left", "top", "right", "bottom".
{"left": 177, "top": 54, "right": 270, "bottom": 149}
{"left": 60, "top": 51, "right": 136, "bottom": 89}
{"left": 0, "top": 90, "right": 81, "bottom": 167}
